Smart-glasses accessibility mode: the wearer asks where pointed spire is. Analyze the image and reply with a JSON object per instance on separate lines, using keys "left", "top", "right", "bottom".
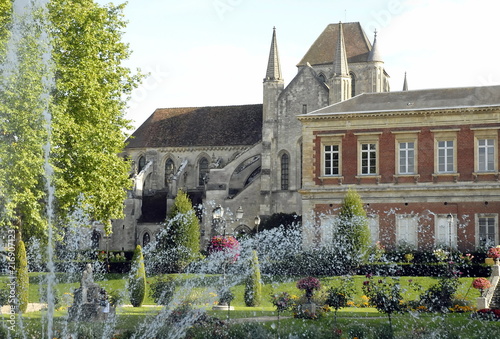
{"left": 368, "top": 30, "right": 383, "bottom": 62}
{"left": 333, "top": 22, "right": 349, "bottom": 77}
{"left": 265, "top": 26, "right": 282, "bottom": 81}
{"left": 402, "top": 72, "right": 408, "bottom": 91}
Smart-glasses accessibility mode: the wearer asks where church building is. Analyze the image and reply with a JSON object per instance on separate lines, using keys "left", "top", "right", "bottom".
{"left": 103, "top": 22, "right": 391, "bottom": 251}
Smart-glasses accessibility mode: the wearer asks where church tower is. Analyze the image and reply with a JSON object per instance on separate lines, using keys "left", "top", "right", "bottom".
{"left": 329, "top": 22, "right": 351, "bottom": 104}
{"left": 261, "top": 27, "right": 284, "bottom": 215}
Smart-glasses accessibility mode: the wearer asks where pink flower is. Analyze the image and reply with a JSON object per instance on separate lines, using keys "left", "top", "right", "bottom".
{"left": 472, "top": 277, "right": 491, "bottom": 290}
{"left": 487, "top": 246, "right": 500, "bottom": 259}
{"left": 208, "top": 236, "right": 240, "bottom": 262}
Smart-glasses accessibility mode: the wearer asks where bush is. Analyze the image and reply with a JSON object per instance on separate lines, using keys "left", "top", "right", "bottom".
{"left": 419, "top": 276, "right": 459, "bottom": 312}
{"left": 149, "top": 275, "right": 176, "bottom": 305}
{"left": 129, "top": 245, "right": 146, "bottom": 307}
{"left": 244, "top": 250, "right": 262, "bottom": 307}
{"left": 15, "top": 239, "right": 29, "bottom": 313}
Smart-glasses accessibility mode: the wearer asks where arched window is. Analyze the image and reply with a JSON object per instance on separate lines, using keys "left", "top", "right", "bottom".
{"left": 143, "top": 232, "right": 150, "bottom": 247}
{"left": 164, "top": 158, "right": 175, "bottom": 186}
{"left": 350, "top": 72, "right": 356, "bottom": 97}
{"left": 281, "top": 153, "right": 289, "bottom": 190}
{"left": 198, "top": 157, "right": 209, "bottom": 186}
{"left": 138, "top": 156, "right": 146, "bottom": 173}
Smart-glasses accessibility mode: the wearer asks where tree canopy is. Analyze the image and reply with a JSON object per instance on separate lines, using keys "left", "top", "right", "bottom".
{"left": 0, "top": 0, "right": 141, "bottom": 241}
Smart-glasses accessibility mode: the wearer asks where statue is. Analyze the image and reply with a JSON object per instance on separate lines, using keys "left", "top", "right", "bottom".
{"left": 68, "top": 263, "right": 114, "bottom": 321}
{"left": 81, "top": 263, "right": 95, "bottom": 303}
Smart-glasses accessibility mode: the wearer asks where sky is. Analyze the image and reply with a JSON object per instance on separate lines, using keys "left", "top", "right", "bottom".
{"left": 96, "top": 0, "right": 500, "bottom": 131}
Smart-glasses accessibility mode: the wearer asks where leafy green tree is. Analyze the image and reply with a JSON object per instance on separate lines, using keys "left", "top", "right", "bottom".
{"left": 129, "top": 245, "right": 146, "bottom": 307}
{"left": 0, "top": 0, "right": 140, "bottom": 243}
{"left": 157, "top": 190, "right": 200, "bottom": 272}
{"left": 15, "top": 239, "right": 29, "bottom": 313}
{"left": 244, "top": 250, "right": 262, "bottom": 307}
{"left": 336, "top": 188, "right": 371, "bottom": 263}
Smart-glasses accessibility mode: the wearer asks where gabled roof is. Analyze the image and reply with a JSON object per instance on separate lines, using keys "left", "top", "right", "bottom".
{"left": 297, "top": 22, "right": 372, "bottom": 67}
{"left": 304, "top": 85, "right": 500, "bottom": 116}
{"left": 126, "top": 104, "right": 263, "bottom": 149}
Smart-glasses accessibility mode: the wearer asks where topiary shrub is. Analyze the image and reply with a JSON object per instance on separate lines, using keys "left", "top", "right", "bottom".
{"left": 129, "top": 245, "right": 146, "bottom": 307}
{"left": 15, "top": 239, "right": 29, "bottom": 313}
{"left": 244, "top": 250, "right": 262, "bottom": 307}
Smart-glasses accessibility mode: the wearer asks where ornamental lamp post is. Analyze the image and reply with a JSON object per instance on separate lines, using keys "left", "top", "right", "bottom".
{"left": 254, "top": 215, "right": 261, "bottom": 234}
{"left": 236, "top": 206, "right": 244, "bottom": 220}
{"left": 212, "top": 204, "right": 225, "bottom": 237}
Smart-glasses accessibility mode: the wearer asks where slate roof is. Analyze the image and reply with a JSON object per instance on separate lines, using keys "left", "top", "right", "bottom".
{"left": 126, "top": 104, "right": 263, "bottom": 148}
{"left": 297, "top": 22, "right": 372, "bottom": 67}
{"left": 305, "top": 86, "right": 500, "bottom": 116}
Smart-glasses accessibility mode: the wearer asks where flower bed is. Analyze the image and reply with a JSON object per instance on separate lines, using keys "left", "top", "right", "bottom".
{"left": 473, "top": 308, "right": 500, "bottom": 321}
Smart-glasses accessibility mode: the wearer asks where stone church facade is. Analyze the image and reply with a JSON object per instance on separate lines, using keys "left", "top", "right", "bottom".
{"left": 100, "top": 22, "right": 391, "bottom": 251}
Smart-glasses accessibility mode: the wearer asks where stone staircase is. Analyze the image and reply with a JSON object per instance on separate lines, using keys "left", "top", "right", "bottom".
{"left": 489, "top": 284, "right": 500, "bottom": 309}
{"left": 477, "top": 265, "right": 500, "bottom": 309}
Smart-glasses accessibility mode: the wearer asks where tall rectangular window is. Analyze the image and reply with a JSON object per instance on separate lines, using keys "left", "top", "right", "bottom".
{"left": 478, "top": 216, "right": 496, "bottom": 247}
{"left": 399, "top": 142, "right": 415, "bottom": 174}
{"left": 324, "top": 145, "right": 339, "bottom": 176}
{"left": 435, "top": 215, "right": 457, "bottom": 248}
{"left": 396, "top": 215, "right": 418, "bottom": 247}
{"left": 478, "top": 139, "right": 495, "bottom": 172}
{"left": 438, "top": 140, "right": 454, "bottom": 173}
{"left": 361, "top": 143, "right": 377, "bottom": 174}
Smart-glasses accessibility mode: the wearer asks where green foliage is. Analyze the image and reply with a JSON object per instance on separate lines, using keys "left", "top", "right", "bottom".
{"left": 325, "top": 276, "right": 355, "bottom": 322}
{"left": 15, "top": 239, "right": 29, "bottom": 313}
{"left": 336, "top": 188, "right": 371, "bottom": 264}
{"left": 149, "top": 275, "right": 175, "bottom": 305}
{"left": 157, "top": 190, "right": 201, "bottom": 272}
{"left": 362, "top": 275, "right": 406, "bottom": 325}
{"left": 244, "top": 250, "right": 262, "bottom": 307}
{"left": 129, "top": 245, "right": 146, "bottom": 307}
{"left": 419, "top": 275, "right": 460, "bottom": 312}
{"left": 0, "top": 0, "right": 141, "bottom": 242}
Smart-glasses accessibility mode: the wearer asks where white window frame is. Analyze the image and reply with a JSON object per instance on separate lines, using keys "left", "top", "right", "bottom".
{"left": 324, "top": 144, "right": 340, "bottom": 176}
{"left": 368, "top": 214, "right": 379, "bottom": 245}
{"left": 396, "top": 214, "right": 418, "bottom": 248}
{"left": 433, "top": 130, "right": 458, "bottom": 174}
{"left": 473, "top": 128, "right": 498, "bottom": 173}
{"left": 476, "top": 214, "right": 498, "bottom": 249}
{"left": 435, "top": 214, "right": 457, "bottom": 249}
{"left": 320, "top": 134, "right": 343, "bottom": 178}
{"left": 356, "top": 133, "right": 381, "bottom": 176}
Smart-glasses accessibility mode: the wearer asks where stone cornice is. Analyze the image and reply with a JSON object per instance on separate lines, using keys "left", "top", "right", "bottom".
{"left": 298, "top": 106, "right": 500, "bottom": 122}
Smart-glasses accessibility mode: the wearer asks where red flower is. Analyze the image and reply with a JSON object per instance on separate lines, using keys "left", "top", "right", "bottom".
{"left": 296, "top": 277, "right": 321, "bottom": 291}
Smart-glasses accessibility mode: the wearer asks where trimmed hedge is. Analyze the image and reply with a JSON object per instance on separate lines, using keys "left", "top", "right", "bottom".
{"left": 15, "top": 240, "right": 29, "bottom": 313}
{"left": 129, "top": 245, "right": 146, "bottom": 307}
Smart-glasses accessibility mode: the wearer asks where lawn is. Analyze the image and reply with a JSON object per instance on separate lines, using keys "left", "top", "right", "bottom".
{"left": 0, "top": 273, "right": 496, "bottom": 338}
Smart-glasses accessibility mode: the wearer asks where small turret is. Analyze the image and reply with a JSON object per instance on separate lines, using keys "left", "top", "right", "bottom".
{"left": 329, "top": 22, "right": 351, "bottom": 104}
{"left": 367, "top": 29, "right": 383, "bottom": 62}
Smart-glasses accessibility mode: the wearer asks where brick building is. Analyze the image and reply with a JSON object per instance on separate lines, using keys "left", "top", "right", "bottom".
{"left": 299, "top": 86, "right": 500, "bottom": 251}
